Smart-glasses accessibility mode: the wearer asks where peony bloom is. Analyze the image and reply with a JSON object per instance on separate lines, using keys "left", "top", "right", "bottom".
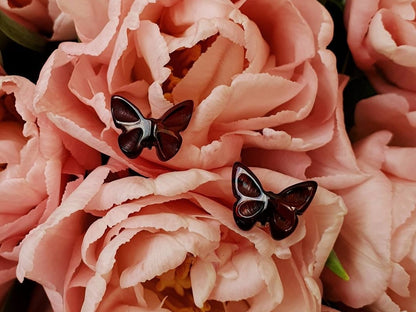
{"left": 321, "top": 94, "right": 416, "bottom": 311}
{"left": 0, "top": 75, "right": 100, "bottom": 300}
{"left": 345, "top": 0, "right": 416, "bottom": 107}
{"left": 0, "top": 0, "right": 76, "bottom": 40}
{"left": 32, "top": 0, "right": 345, "bottom": 178}
{"left": 17, "top": 163, "right": 346, "bottom": 311}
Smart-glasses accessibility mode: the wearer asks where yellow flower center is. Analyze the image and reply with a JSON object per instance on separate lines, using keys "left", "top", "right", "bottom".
{"left": 145, "top": 255, "right": 225, "bottom": 312}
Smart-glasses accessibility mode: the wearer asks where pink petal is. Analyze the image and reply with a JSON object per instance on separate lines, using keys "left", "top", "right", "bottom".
{"left": 86, "top": 169, "right": 220, "bottom": 211}
{"left": 273, "top": 258, "right": 319, "bottom": 312}
{"left": 230, "top": 10, "right": 269, "bottom": 73}
{"left": 49, "top": 0, "right": 76, "bottom": 41}
{"left": 162, "top": 133, "right": 244, "bottom": 170}
{"left": 369, "top": 293, "right": 401, "bottom": 312}
{"left": 242, "top": 149, "right": 312, "bottom": 180}
{"left": 390, "top": 176, "right": 416, "bottom": 233}
{"left": 46, "top": 113, "right": 120, "bottom": 166}
{"left": 133, "top": 21, "right": 170, "bottom": 84}
{"left": 160, "top": 0, "right": 234, "bottom": 31}
{"left": 172, "top": 36, "right": 245, "bottom": 105}
{"left": 307, "top": 75, "right": 365, "bottom": 190}
{"left": 0, "top": 75, "right": 36, "bottom": 122}
{"left": 257, "top": 254, "right": 284, "bottom": 305}
{"left": 41, "top": 159, "right": 65, "bottom": 222}
{"left": 352, "top": 94, "right": 416, "bottom": 146}
{"left": 354, "top": 131, "right": 392, "bottom": 170}
{"left": 190, "top": 259, "right": 216, "bottom": 308}
{"left": 107, "top": 1, "right": 147, "bottom": 92}
{"left": 68, "top": 57, "right": 112, "bottom": 127}
{"left": 56, "top": 0, "right": 113, "bottom": 42}
{"left": 82, "top": 274, "right": 108, "bottom": 312}
{"left": 17, "top": 166, "right": 110, "bottom": 283}
{"left": 322, "top": 172, "right": 393, "bottom": 307}
{"left": 275, "top": 51, "right": 337, "bottom": 149}
{"left": 302, "top": 190, "right": 347, "bottom": 277}
{"left": 82, "top": 189, "right": 221, "bottom": 271}
{"left": 383, "top": 147, "right": 416, "bottom": 180}
{"left": 240, "top": 0, "right": 315, "bottom": 67}
{"left": 213, "top": 73, "right": 303, "bottom": 124}
{"left": 0, "top": 199, "right": 45, "bottom": 242}
{"left": 368, "top": 10, "right": 416, "bottom": 67}
{"left": 209, "top": 249, "right": 270, "bottom": 301}
{"left": 390, "top": 204, "right": 416, "bottom": 264}
{"left": 0, "top": 178, "right": 45, "bottom": 213}
{"left": 344, "top": 0, "right": 379, "bottom": 69}
{"left": 388, "top": 262, "right": 410, "bottom": 297}
{"left": 117, "top": 232, "right": 188, "bottom": 287}
{"left": 291, "top": 0, "right": 334, "bottom": 49}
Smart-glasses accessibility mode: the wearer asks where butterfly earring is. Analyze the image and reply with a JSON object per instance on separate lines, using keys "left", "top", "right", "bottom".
{"left": 231, "top": 162, "right": 318, "bottom": 240}
{"left": 111, "top": 95, "right": 193, "bottom": 161}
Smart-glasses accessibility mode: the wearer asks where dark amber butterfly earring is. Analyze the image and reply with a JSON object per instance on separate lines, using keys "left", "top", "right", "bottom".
{"left": 231, "top": 162, "right": 318, "bottom": 240}
{"left": 111, "top": 95, "right": 193, "bottom": 161}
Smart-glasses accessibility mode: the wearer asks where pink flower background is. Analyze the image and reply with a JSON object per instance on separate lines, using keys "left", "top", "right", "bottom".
{"left": 0, "top": 0, "right": 415, "bottom": 311}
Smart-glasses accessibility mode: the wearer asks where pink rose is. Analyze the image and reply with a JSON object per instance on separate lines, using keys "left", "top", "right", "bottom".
{"left": 17, "top": 163, "right": 346, "bottom": 311}
{"left": 345, "top": 0, "right": 416, "bottom": 107}
{"left": 321, "top": 94, "right": 416, "bottom": 311}
{"left": 0, "top": 75, "right": 100, "bottom": 297}
{"left": 351, "top": 93, "right": 416, "bottom": 146}
{"left": 33, "top": 0, "right": 342, "bottom": 177}
{"left": 0, "top": 0, "right": 75, "bottom": 40}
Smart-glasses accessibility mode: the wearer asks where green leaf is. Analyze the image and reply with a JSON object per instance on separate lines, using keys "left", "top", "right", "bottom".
{"left": 325, "top": 250, "right": 350, "bottom": 281}
{"left": 0, "top": 10, "right": 47, "bottom": 52}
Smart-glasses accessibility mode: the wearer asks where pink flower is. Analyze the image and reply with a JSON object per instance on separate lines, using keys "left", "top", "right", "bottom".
{"left": 17, "top": 163, "right": 346, "bottom": 311}
{"left": 33, "top": 0, "right": 342, "bottom": 177}
{"left": 345, "top": 0, "right": 416, "bottom": 107}
{"left": 0, "top": 0, "right": 75, "bottom": 40}
{"left": 321, "top": 94, "right": 416, "bottom": 311}
{"left": 0, "top": 75, "right": 100, "bottom": 297}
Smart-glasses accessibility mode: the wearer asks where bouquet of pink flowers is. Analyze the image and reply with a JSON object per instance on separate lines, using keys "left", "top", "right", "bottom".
{"left": 0, "top": 0, "right": 415, "bottom": 311}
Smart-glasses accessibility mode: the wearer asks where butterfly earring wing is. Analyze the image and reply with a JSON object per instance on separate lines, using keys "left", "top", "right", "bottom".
{"left": 154, "top": 100, "right": 193, "bottom": 161}
{"left": 231, "top": 162, "right": 318, "bottom": 240}
{"left": 232, "top": 162, "right": 269, "bottom": 231}
{"left": 111, "top": 95, "right": 152, "bottom": 158}
{"left": 111, "top": 96, "right": 193, "bottom": 161}
{"left": 158, "top": 100, "right": 193, "bottom": 131}
{"left": 269, "top": 181, "right": 318, "bottom": 240}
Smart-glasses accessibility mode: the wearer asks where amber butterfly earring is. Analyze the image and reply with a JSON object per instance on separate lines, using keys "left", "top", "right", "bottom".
{"left": 111, "top": 95, "right": 193, "bottom": 161}
{"left": 231, "top": 162, "right": 318, "bottom": 240}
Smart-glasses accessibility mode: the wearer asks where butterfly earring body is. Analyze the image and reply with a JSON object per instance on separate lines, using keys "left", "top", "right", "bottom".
{"left": 232, "top": 162, "right": 317, "bottom": 240}
{"left": 111, "top": 95, "right": 193, "bottom": 161}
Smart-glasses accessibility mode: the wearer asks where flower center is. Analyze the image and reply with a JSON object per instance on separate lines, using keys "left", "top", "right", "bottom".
{"left": 162, "top": 36, "right": 217, "bottom": 102}
{"left": 145, "top": 255, "right": 225, "bottom": 312}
